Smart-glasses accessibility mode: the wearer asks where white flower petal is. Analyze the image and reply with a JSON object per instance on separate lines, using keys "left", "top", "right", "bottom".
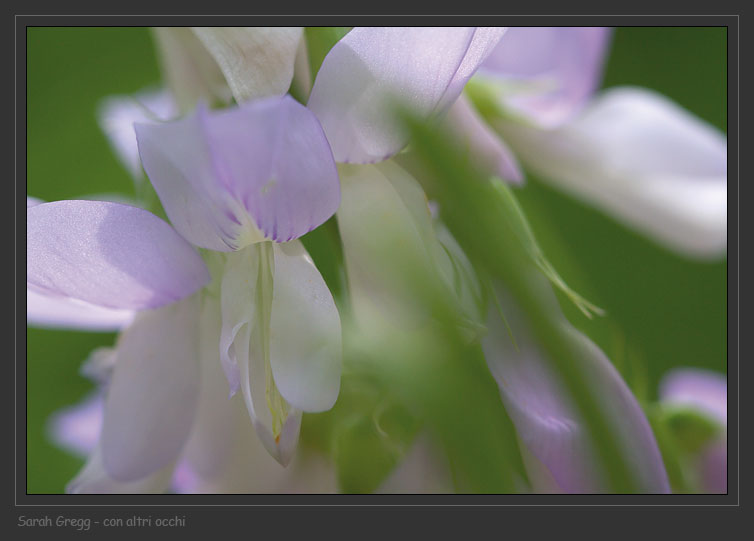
{"left": 220, "top": 243, "right": 302, "bottom": 465}
{"left": 269, "top": 241, "right": 342, "bottom": 412}
{"left": 180, "top": 295, "right": 241, "bottom": 480}
{"left": 497, "top": 87, "right": 727, "bottom": 258}
{"left": 338, "top": 162, "right": 481, "bottom": 331}
{"left": 100, "top": 296, "right": 201, "bottom": 481}
{"left": 337, "top": 162, "right": 438, "bottom": 327}
{"left": 192, "top": 27, "right": 302, "bottom": 103}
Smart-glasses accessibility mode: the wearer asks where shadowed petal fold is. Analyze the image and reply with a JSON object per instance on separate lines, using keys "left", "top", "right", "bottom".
{"left": 100, "top": 296, "right": 201, "bottom": 481}
{"left": 27, "top": 200, "right": 209, "bottom": 310}
{"left": 478, "top": 27, "right": 611, "bottom": 127}
{"left": 308, "top": 27, "right": 507, "bottom": 163}
{"left": 135, "top": 95, "right": 339, "bottom": 250}
{"left": 496, "top": 87, "right": 727, "bottom": 258}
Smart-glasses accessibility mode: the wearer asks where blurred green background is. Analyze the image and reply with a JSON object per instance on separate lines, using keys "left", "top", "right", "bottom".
{"left": 26, "top": 27, "right": 727, "bottom": 493}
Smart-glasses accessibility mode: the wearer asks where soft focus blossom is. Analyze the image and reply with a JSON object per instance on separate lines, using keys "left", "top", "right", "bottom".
{"left": 467, "top": 27, "right": 727, "bottom": 258}
{"left": 659, "top": 369, "right": 727, "bottom": 493}
{"left": 29, "top": 95, "right": 342, "bottom": 491}
{"left": 483, "top": 280, "right": 670, "bottom": 493}
{"left": 33, "top": 26, "right": 724, "bottom": 495}
{"left": 307, "top": 26, "right": 670, "bottom": 493}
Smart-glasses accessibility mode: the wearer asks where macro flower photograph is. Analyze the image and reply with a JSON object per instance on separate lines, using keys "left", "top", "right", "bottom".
{"left": 25, "top": 25, "right": 728, "bottom": 496}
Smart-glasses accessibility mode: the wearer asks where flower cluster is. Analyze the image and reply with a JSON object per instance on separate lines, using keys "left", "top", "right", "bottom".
{"left": 28, "top": 27, "right": 726, "bottom": 494}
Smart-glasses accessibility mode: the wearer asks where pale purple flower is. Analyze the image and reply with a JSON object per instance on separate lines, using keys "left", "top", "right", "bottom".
{"left": 482, "top": 281, "right": 670, "bottom": 493}
{"left": 477, "top": 27, "right": 611, "bottom": 128}
{"left": 467, "top": 27, "right": 727, "bottom": 258}
{"left": 308, "top": 28, "right": 669, "bottom": 494}
{"left": 49, "top": 391, "right": 103, "bottom": 458}
{"left": 53, "top": 300, "right": 339, "bottom": 494}
{"left": 660, "top": 368, "right": 727, "bottom": 494}
{"left": 30, "top": 95, "right": 342, "bottom": 491}
{"left": 307, "top": 27, "right": 508, "bottom": 164}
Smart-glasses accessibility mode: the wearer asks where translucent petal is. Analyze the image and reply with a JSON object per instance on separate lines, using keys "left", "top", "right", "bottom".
{"left": 269, "top": 241, "right": 341, "bottom": 412}
{"left": 483, "top": 282, "right": 670, "bottom": 493}
{"left": 27, "top": 200, "right": 210, "bottom": 310}
{"left": 496, "top": 87, "right": 727, "bottom": 258}
{"left": 219, "top": 243, "right": 302, "bottom": 465}
{"left": 100, "top": 296, "right": 201, "bottom": 481}
{"left": 308, "top": 27, "right": 507, "bottom": 163}
{"left": 135, "top": 96, "right": 339, "bottom": 250}
{"left": 180, "top": 295, "right": 240, "bottom": 480}
{"left": 192, "top": 27, "right": 302, "bottom": 103}
{"left": 479, "top": 27, "right": 611, "bottom": 127}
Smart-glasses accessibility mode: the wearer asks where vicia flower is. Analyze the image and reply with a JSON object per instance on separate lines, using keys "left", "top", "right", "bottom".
{"left": 29, "top": 94, "right": 342, "bottom": 491}
{"left": 467, "top": 27, "right": 727, "bottom": 258}
{"left": 659, "top": 368, "right": 727, "bottom": 493}
{"left": 51, "top": 306, "right": 340, "bottom": 494}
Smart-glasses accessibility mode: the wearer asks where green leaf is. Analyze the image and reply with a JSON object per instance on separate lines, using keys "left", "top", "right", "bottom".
{"left": 491, "top": 179, "right": 604, "bottom": 319}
